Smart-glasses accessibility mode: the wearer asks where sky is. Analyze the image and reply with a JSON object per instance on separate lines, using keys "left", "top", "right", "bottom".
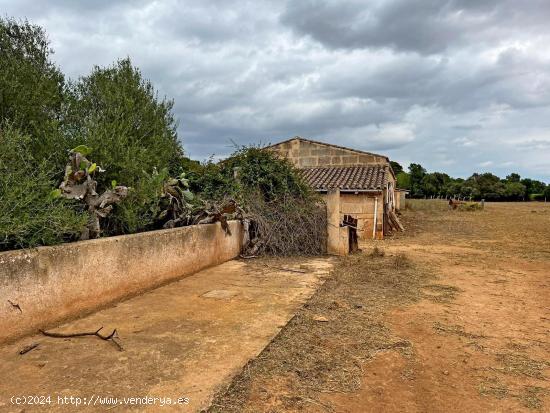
{"left": 2, "top": 0, "right": 550, "bottom": 181}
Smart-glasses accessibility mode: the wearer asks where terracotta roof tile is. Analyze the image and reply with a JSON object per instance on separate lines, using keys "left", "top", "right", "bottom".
{"left": 300, "top": 165, "right": 388, "bottom": 191}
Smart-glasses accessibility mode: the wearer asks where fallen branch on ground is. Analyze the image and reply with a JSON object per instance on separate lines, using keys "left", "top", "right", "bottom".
{"left": 263, "top": 264, "right": 308, "bottom": 274}
{"left": 7, "top": 300, "right": 22, "bottom": 313}
{"left": 40, "top": 327, "right": 123, "bottom": 351}
{"left": 19, "top": 342, "right": 39, "bottom": 355}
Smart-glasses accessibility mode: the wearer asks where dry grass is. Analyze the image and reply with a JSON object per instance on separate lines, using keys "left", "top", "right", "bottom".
{"left": 207, "top": 250, "right": 434, "bottom": 412}
{"left": 432, "top": 322, "right": 487, "bottom": 340}
{"left": 478, "top": 377, "right": 550, "bottom": 409}
{"left": 404, "top": 198, "right": 484, "bottom": 213}
{"left": 422, "top": 284, "right": 461, "bottom": 303}
{"left": 369, "top": 246, "right": 385, "bottom": 258}
{"left": 519, "top": 386, "right": 550, "bottom": 409}
{"left": 478, "top": 376, "right": 509, "bottom": 399}
{"left": 493, "top": 353, "right": 550, "bottom": 380}
{"left": 404, "top": 199, "right": 449, "bottom": 212}
{"left": 209, "top": 202, "right": 550, "bottom": 412}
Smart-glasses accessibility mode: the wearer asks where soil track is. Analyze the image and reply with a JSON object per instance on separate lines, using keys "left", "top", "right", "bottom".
{"left": 210, "top": 201, "right": 550, "bottom": 412}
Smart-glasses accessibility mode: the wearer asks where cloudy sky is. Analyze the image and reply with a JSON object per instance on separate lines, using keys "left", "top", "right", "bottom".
{"left": 3, "top": 0, "right": 550, "bottom": 181}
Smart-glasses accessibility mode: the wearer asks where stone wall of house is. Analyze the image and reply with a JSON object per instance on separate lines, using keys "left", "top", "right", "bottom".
{"left": 320, "top": 192, "right": 384, "bottom": 240}
{"left": 269, "top": 138, "right": 388, "bottom": 168}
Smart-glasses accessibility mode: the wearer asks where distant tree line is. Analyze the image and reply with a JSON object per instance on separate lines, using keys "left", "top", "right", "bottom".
{"left": 391, "top": 161, "right": 549, "bottom": 201}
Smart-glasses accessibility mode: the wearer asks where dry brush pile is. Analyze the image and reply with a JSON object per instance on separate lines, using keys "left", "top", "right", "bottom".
{"left": 189, "top": 146, "right": 327, "bottom": 257}
{"left": 242, "top": 195, "right": 327, "bottom": 257}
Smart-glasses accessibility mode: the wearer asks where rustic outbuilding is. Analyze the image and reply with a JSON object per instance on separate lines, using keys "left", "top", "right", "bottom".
{"left": 268, "top": 137, "right": 403, "bottom": 251}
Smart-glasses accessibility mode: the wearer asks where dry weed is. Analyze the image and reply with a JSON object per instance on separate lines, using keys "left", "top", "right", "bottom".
{"left": 494, "top": 352, "right": 549, "bottom": 379}
{"left": 433, "top": 322, "right": 486, "bottom": 339}
{"left": 369, "top": 246, "right": 385, "bottom": 257}
{"left": 208, "top": 251, "right": 435, "bottom": 412}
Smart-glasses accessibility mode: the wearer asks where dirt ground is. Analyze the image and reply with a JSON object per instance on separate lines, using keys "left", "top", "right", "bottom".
{"left": 0, "top": 257, "right": 333, "bottom": 412}
{"left": 209, "top": 201, "right": 550, "bottom": 412}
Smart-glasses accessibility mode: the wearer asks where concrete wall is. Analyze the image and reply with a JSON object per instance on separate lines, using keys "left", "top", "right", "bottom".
{"left": 269, "top": 138, "right": 388, "bottom": 168}
{"left": 340, "top": 193, "right": 384, "bottom": 239}
{"left": 395, "top": 190, "right": 407, "bottom": 210}
{"left": 0, "top": 221, "right": 242, "bottom": 344}
{"left": 326, "top": 189, "right": 349, "bottom": 256}
{"left": 321, "top": 192, "right": 384, "bottom": 240}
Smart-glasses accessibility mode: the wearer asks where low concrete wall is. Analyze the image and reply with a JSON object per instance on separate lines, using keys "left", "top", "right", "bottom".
{"left": 0, "top": 221, "right": 242, "bottom": 344}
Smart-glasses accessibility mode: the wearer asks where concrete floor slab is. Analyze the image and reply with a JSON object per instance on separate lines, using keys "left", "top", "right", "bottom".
{"left": 0, "top": 257, "right": 333, "bottom": 412}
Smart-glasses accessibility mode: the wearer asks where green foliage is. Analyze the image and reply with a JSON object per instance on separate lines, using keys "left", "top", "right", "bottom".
{"left": 222, "top": 146, "right": 311, "bottom": 201}
{"left": 504, "top": 181, "right": 526, "bottom": 201}
{"left": 61, "top": 58, "right": 187, "bottom": 233}
{"left": 65, "top": 58, "right": 185, "bottom": 189}
{"left": 186, "top": 157, "right": 237, "bottom": 200}
{"left": 529, "top": 193, "right": 546, "bottom": 201}
{"left": 188, "top": 146, "right": 312, "bottom": 204}
{"left": 104, "top": 168, "right": 169, "bottom": 235}
{"left": 521, "top": 178, "right": 546, "bottom": 198}
{"left": 0, "top": 17, "right": 69, "bottom": 171}
{"left": 0, "top": 127, "right": 87, "bottom": 251}
{"left": 408, "top": 163, "right": 427, "bottom": 197}
{"left": 396, "top": 172, "right": 410, "bottom": 189}
{"left": 390, "top": 161, "right": 403, "bottom": 175}
{"left": 421, "top": 172, "right": 451, "bottom": 197}
{"left": 404, "top": 165, "right": 541, "bottom": 201}
{"left": 71, "top": 144, "right": 93, "bottom": 156}
{"left": 506, "top": 173, "right": 521, "bottom": 183}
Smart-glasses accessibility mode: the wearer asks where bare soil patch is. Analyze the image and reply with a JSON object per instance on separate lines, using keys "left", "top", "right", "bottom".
{"left": 208, "top": 202, "right": 550, "bottom": 412}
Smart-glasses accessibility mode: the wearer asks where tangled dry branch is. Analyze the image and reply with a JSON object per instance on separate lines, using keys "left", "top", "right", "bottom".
{"left": 241, "top": 195, "right": 327, "bottom": 257}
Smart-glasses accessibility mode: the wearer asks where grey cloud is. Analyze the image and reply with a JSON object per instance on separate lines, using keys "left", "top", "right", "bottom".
{"left": 281, "top": 0, "right": 550, "bottom": 54}
{"left": 281, "top": 0, "right": 463, "bottom": 54}
{"left": 1, "top": 0, "right": 549, "bottom": 181}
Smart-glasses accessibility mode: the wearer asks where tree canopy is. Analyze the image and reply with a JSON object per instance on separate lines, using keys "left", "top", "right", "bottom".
{"left": 0, "top": 17, "right": 67, "bottom": 164}
{"left": 396, "top": 164, "right": 547, "bottom": 201}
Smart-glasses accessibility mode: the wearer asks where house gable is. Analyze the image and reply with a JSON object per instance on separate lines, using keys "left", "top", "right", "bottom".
{"left": 267, "top": 137, "right": 389, "bottom": 169}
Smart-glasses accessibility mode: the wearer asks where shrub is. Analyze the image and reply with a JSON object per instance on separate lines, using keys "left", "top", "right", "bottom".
{"left": 189, "top": 145, "right": 311, "bottom": 203}
{"left": 529, "top": 193, "right": 546, "bottom": 201}
{"left": 186, "top": 157, "right": 237, "bottom": 201}
{"left": 0, "top": 17, "right": 70, "bottom": 174}
{"left": 65, "top": 58, "right": 185, "bottom": 189}
{"left": 223, "top": 146, "right": 310, "bottom": 201}
{"left": 103, "top": 168, "right": 170, "bottom": 235}
{"left": 458, "top": 202, "right": 483, "bottom": 211}
{"left": 64, "top": 58, "right": 187, "bottom": 234}
{"left": 0, "top": 127, "right": 87, "bottom": 251}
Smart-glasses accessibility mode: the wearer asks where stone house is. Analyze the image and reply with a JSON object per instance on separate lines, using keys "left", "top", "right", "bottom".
{"left": 267, "top": 137, "right": 401, "bottom": 251}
